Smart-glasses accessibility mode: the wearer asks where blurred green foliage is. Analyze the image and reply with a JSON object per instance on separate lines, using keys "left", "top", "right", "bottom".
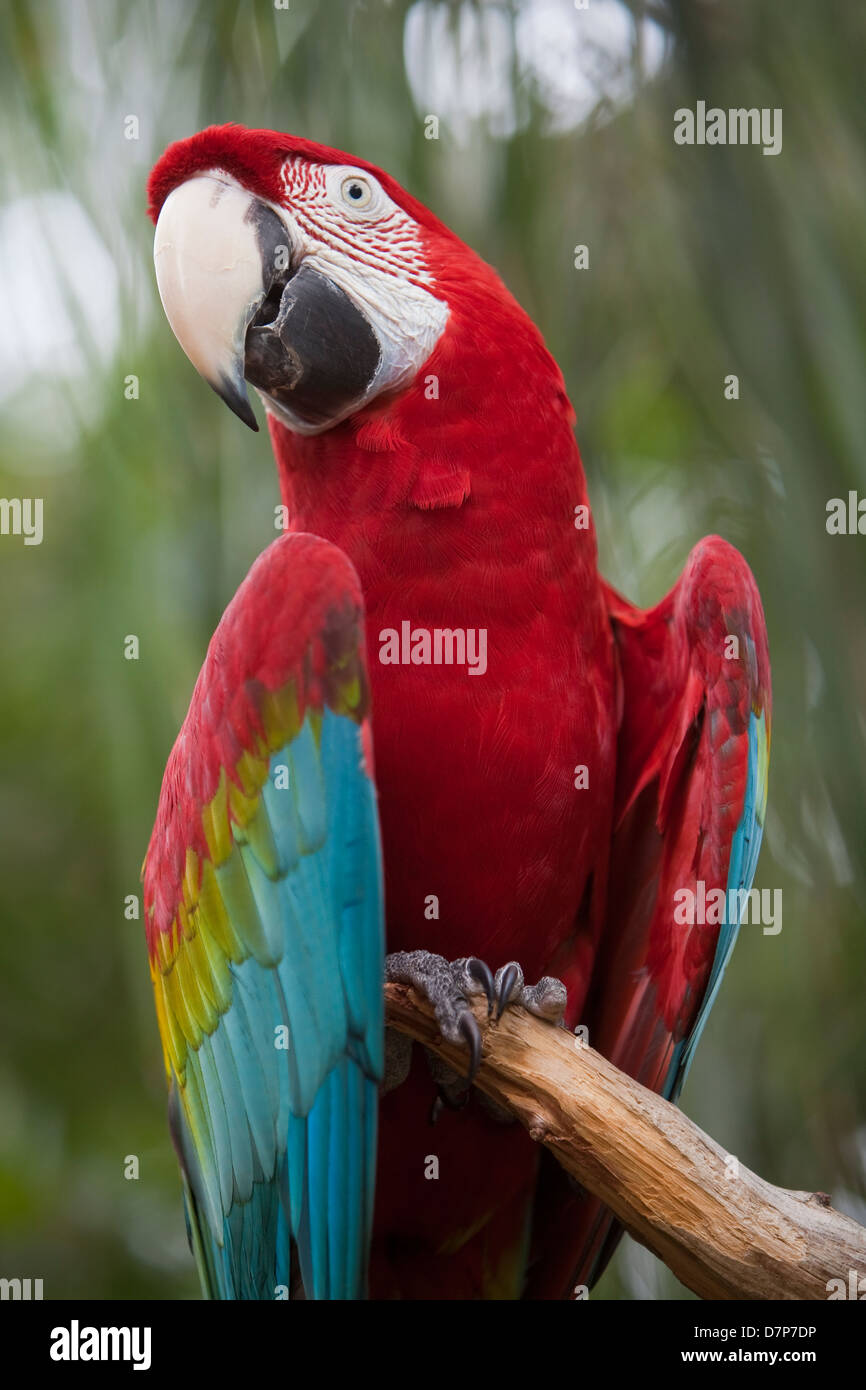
{"left": 1, "top": 0, "right": 864, "bottom": 1299}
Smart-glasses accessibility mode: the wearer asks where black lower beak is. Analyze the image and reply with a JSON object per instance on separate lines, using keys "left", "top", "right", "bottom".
{"left": 244, "top": 264, "right": 382, "bottom": 430}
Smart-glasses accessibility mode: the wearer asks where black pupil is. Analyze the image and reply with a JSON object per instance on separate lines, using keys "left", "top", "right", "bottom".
{"left": 349, "top": 184, "right": 363, "bottom": 199}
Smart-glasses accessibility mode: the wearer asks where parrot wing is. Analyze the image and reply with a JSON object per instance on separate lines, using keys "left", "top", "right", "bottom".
{"left": 594, "top": 534, "right": 770, "bottom": 1099}
{"left": 525, "top": 534, "right": 771, "bottom": 1296}
{"left": 143, "top": 532, "right": 384, "bottom": 1300}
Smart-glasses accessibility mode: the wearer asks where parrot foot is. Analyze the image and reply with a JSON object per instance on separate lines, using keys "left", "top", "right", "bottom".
{"left": 385, "top": 951, "right": 493, "bottom": 1080}
{"left": 384, "top": 951, "right": 568, "bottom": 1086}
{"left": 492, "top": 961, "right": 568, "bottom": 1025}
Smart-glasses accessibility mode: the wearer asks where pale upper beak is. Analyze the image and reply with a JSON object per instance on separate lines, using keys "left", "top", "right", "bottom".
{"left": 152, "top": 173, "right": 381, "bottom": 433}
{"left": 153, "top": 175, "right": 290, "bottom": 429}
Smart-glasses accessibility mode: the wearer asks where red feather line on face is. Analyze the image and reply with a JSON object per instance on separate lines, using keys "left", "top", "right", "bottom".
{"left": 277, "top": 157, "right": 437, "bottom": 294}
{"left": 141, "top": 534, "right": 371, "bottom": 969}
{"left": 146, "top": 123, "right": 458, "bottom": 243}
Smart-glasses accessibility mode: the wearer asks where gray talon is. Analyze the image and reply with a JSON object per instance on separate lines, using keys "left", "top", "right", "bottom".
{"left": 467, "top": 957, "right": 496, "bottom": 1015}
{"left": 495, "top": 961, "right": 522, "bottom": 1020}
{"left": 429, "top": 1089, "right": 469, "bottom": 1124}
{"left": 385, "top": 950, "right": 487, "bottom": 1075}
{"left": 458, "top": 1011, "right": 483, "bottom": 1080}
{"left": 436, "top": 1084, "right": 470, "bottom": 1113}
{"left": 385, "top": 950, "right": 566, "bottom": 1090}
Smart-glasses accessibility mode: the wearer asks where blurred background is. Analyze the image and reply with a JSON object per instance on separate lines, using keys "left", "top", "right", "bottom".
{"left": 1, "top": 0, "right": 864, "bottom": 1299}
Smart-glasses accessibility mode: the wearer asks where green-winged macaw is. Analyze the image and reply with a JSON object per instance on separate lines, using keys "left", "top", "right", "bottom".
{"left": 142, "top": 124, "right": 771, "bottom": 1300}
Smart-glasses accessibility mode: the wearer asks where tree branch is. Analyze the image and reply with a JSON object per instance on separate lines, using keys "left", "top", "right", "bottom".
{"left": 385, "top": 982, "right": 866, "bottom": 1300}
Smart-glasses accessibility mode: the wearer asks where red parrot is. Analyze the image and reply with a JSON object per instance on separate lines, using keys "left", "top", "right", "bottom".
{"left": 144, "top": 124, "right": 770, "bottom": 1299}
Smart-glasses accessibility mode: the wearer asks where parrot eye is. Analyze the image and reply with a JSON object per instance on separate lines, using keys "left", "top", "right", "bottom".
{"left": 340, "top": 175, "right": 373, "bottom": 209}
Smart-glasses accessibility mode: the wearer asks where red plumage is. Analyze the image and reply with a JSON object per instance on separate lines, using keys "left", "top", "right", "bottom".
{"left": 147, "top": 127, "right": 770, "bottom": 1299}
{"left": 263, "top": 183, "right": 619, "bottom": 1296}
{"left": 144, "top": 534, "right": 367, "bottom": 951}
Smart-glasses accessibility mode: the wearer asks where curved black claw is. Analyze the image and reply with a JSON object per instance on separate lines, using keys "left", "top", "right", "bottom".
{"left": 467, "top": 957, "right": 496, "bottom": 1016}
{"left": 430, "top": 1085, "right": 470, "bottom": 1125}
{"left": 385, "top": 950, "right": 563, "bottom": 1087}
{"left": 385, "top": 950, "right": 493, "bottom": 1078}
{"left": 459, "top": 1010, "right": 483, "bottom": 1081}
{"left": 495, "top": 962, "right": 521, "bottom": 1021}
{"left": 492, "top": 960, "right": 568, "bottom": 1026}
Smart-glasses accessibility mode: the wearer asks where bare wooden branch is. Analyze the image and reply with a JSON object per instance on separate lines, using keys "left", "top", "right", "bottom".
{"left": 385, "top": 982, "right": 866, "bottom": 1300}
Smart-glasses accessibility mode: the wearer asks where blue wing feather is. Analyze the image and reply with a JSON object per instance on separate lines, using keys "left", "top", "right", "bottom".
{"left": 170, "top": 705, "right": 383, "bottom": 1299}
{"left": 666, "top": 708, "right": 769, "bottom": 1099}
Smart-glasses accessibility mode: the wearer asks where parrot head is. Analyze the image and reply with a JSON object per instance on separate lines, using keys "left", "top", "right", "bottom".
{"left": 147, "top": 124, "right": 461, "bottom": 435}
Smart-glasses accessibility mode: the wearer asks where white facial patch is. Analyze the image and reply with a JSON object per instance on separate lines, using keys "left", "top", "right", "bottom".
{"left": 266, "top": 158, "right": 449, "bottom": 432}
